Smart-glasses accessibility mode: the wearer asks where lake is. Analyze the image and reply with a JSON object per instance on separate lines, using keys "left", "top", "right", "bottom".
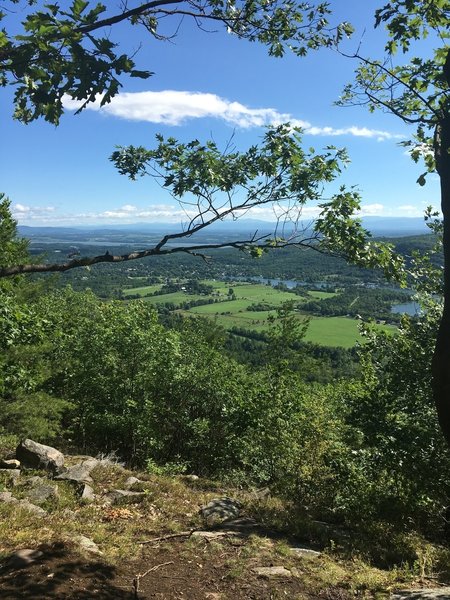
{"left": 391, "top": 302, "right": 420, "bottom": 316}
{"left": 227, "top": 275, "right": 329, "bottom": 289}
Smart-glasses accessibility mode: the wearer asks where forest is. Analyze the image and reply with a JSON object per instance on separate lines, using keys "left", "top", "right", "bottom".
{"left": 2, "top": 0, "right": 450, "bottom": 597}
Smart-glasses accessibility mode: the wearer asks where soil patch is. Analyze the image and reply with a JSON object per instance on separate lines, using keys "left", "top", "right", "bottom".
{"left": 0, "top": 540, "right": 343, "bottom": 600}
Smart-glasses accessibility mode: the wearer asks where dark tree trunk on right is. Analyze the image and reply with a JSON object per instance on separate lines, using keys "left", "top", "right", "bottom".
{"left": 432, "top": 107, "right": 450, "bottom": 446}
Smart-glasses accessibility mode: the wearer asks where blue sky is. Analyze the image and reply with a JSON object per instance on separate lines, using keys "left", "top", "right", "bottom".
{"left": 1, "top": 1, "right": 441, "bottom": 226}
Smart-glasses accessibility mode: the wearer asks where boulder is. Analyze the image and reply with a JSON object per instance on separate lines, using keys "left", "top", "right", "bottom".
{"left": 181, "top": 474, "right": 199, "bottom": 483}
{"left": 192, "top": 530, "right": 242, "bottom": 540}
{"left": 2, "top": 484, "right": 50, "bottom": 515}
{"left": 21, "top": 475, "right": 45, "bottom": 487}
{"left": 24, "top": 483, "right": 59, "bottom": 505}
{"left": 392, "top": 590, "right": 450, "bottom": 599}
{"left": 6, "top": 548, "right": 44, "bottom": 570}
{"left": 0, "top": 459, "right": 20, "bottom": 469}
{"left": 16, "top": 439, "right": 64, "bottom": 472}
{"left": 78, "top": 483, "right": 95, "bottom": 503}
{"left": 71, "top": 534, "right": 102, "bottom": 555}
{"left": 104, "top": 489, "right": 146, "bottom": 505}
{"left": 253, "top": 566, "right": 295, "bottom": 578}
{"left": 0, "top": 491, "right": 17, "bottom": 504}
{"left": 123, "top": 476, "right": 141, "bottom": 490}
{"left": 290, "top": 545, "right": 321, "bottom": 557}
{"left": 17, "top": 499, "right": 47, "bottom": 517}
{"left": 0, "top": 469, "right": 21, "bottom": 485}
{"left": 55, "top": 458, "right": 98, "bottom": 484}
{"left": 199, "top": 497, "right": 242, "bottom": 527}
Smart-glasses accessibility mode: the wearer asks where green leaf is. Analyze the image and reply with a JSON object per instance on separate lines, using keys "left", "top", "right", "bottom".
{"left": 417, "top": 173, "right": 427, "bottom": 187}
{"left": 72, "top": 0, "right": 89, "bottom": 17}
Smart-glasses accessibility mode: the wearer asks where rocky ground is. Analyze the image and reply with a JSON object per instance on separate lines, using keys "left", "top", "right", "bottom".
{"left": 0, "top": 439, "right": 449, "bottom": 599}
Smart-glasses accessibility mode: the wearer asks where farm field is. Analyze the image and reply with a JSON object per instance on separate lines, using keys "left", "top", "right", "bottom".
{"left": 122, "top": 284, "right": 162, "bottom": 297}
{"left": 308, "top": 290, "right": 338, "bottom": 299}
{"left": 304, "top": 316, "right": 392, "bottom": 347}
{"left": 122, "top": 279, "right": 395, "bottom": 348}
{"left": 180, "top": 310, "right": 392, "bottom": 347}
{"left": 143, "top": 291, "right": 208, "bottom": 305}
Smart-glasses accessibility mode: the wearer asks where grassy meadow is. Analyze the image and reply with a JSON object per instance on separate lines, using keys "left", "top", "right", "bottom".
{"left": 123, "top": 279, "right": 395, "bottom": 348}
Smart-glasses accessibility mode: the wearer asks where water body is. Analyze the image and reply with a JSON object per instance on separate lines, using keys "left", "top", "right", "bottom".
{"left": 391, "top": 302, "right": 420, "bottom": 316}
{"left": 228, "top": 275, "right": 328, "bottom": 289}
{"left": 231, "top": 275, "right": 419, "bottom": 315}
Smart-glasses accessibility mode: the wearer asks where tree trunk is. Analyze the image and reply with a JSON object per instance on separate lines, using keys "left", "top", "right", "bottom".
{"left": 432, "top": 111, "right": 450, "bottom": 446}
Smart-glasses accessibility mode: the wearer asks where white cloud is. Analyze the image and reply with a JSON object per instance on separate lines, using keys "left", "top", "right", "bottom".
{"left": 13, "top": 203, "right": 201, "bottom": 225}
{"left": 64, "top": 90, "right": 401, "bottom": 140}
{"left": 64, "top": 91, "right": 298, "bottom": 129}
{"left": 96, "top": 203, "right": 197, "bottom": 221}
{"left": 395, "top": 204, "right": 425, "bottom": 217}
{"left": 11, "top": 204, "right": 56, "bottom": 218}
{"left": 13, "top": 200, "right": 431, "bottom": 226}
{"left": 357, "top": 203, "right": 384, "bottom": 216}
{"left": 307, "top": 126, "right": 402, "bottom": 142}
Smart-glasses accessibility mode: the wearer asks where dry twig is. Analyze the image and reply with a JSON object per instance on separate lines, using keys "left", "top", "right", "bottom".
{"left": 133, "top": 561, "right": 174, "bottom": 598}
{"left": 138, "top": 530, "right": 197, "bottom": 544}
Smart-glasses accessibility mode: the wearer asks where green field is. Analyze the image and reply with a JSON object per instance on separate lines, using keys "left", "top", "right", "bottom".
{"left": 188, "top": 309, "right": 276, "bottom": 332}
{"left": 189, "top": 299, "right": 253, "bottom": 313}
{"left": 308, "top": 290, "right": 337, "bottom": 299}
{"left": 304, "top": 316, "right": 389, "bottom": 348}
{"left": 230, "top": 283, "right": 300, "bottom": 303}
{"left": 122, "top": 284, "right": 162, "bottom": 297}
{"left": 144, "top": 291, "right": 209, "bottom": 305}
{"left": 182, "top": 311, "right": 393, "bottom": 347}
{"left": 123, "top": 279, "right": 396, "bottom": 347}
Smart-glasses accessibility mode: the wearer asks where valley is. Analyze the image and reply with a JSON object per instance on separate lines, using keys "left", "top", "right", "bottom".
{"left": 24, "top": 225, "right": 425, "bottom": 350}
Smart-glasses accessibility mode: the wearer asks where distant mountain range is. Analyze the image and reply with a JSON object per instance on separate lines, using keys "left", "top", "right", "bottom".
{"left": 18, "top": 217, "right": 430, "bottom": 239}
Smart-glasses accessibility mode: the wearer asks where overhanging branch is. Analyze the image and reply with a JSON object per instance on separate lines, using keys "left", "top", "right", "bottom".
{"left": 75, "top": 0, "right": 184, "bottom": 34}
{"left": 0, "top": 232, "right": 322, "bottom": 278}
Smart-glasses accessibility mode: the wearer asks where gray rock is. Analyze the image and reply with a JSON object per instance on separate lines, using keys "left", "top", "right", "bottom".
{"left": 215, "top": 517, "right": 260, "bottom": 532}
{"left": 0, "top": 487, "right": 47, "bottom": 515}
{"left": 24, "top": 483, "right": 59, "bottom": 505}
{"left": 123, "top": 476, "right": 141, "bottom": 490}
{"left": 72, "top": 534, "right": 102, "bottom": 555}
{"left": 0, "top": 469, "right": 21, "bottom": 485}
{"left": 16, "top": 439, "right": 64, "bottom": 472}
{"left": 253, "top": 566, "right": 295, "bottom": 578}
{"left": 55, "top": 458, "right": 98, "bottom": 484}
{"left": 181, "top": 474, "right": 199, "bottom": 483}
{"left": 21, "top": 476, "right": 45, "bottom": 488}
{"left": 0, "top": 467, "right": 20, "bottom": 475}
{"left": 391, "top": 590, "right": 450, "bottom": 599}
{"left": 200, "top": 497, "right": 242, "bottom": 527}
{"left": 0, "top": 459, "right": 20, "bottom": 469}
{"left": 6, "top": 548, "right": 44, "bottom": 569}
{"left": 78, "top": 483, "right": 95, "bottom": 502}
{"left": 290, "top": 545, "right": 321, "bottom": 557}
{"left": 104, "top": 489, "right": 146, "bottom": 505}
{"left": 192, "top": 530, "right": 242, "bottom": 539}
{"left": 0, "top": 491, "right": 17, "bottom": 504}
{"left": 17, "top": 499, "right": 47, "bottom": 517}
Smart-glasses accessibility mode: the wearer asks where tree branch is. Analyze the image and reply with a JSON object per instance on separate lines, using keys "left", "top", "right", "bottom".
{"left": 0, "top": 233, "right": 321, "bottom": 278}
{"left": 75, "top": 0, "right": 184, "bottom": 34}
{"left": 337, "top": 48, "right": 441, "bottom": 122}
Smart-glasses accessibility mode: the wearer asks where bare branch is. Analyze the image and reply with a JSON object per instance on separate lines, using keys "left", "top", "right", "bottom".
{"left": 75, "top": 0, "right": 184, "bottom": 34}
{"left": 0, "top": 222, "right": 325, "bottom": 278}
